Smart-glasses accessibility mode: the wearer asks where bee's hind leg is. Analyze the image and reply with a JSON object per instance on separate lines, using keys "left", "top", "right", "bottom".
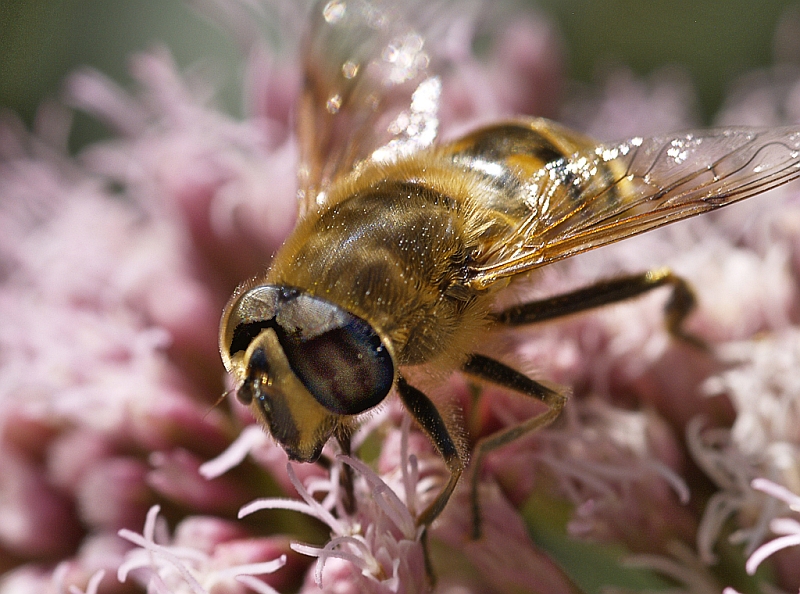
{"left": 459, "top": 269, "right": 705, "bottom": 537}
{"left": 495, "top": 268, "right": 707, "bottom": 349}
{"left": 461, "top": 354, "right": 567, "bottom": 539}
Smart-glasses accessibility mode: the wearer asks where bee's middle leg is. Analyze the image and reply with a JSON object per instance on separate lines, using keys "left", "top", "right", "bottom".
{"left": 461, "top": 354, "right": 567, "bottom": 539}
{"left": 495, "top": 268, "right": 706, "bottom": 349}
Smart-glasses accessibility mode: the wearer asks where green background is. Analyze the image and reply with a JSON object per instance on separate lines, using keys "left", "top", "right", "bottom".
{"left": 1, "top": 0, "right": 798, "bottom": 150}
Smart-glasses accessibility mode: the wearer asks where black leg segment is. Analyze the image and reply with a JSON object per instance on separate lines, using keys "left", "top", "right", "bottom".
{"left": 461, "top": 354, "right": 567, "bottom": 538}
{"left": 463, "top": 354, "right": 561, "bottom": 406}
{"left": 396, "top": 375, "right": 465, "bottom": 528}
{"left": 336, "top": 433, "right": 356, "bottom": 515}
{"left": 494, "top": 268, "right": 705, "bottom": 348}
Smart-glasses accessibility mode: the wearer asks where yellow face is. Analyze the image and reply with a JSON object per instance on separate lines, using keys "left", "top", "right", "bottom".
{"left": 220, "top": 285, "right": 396, "bottom": 462}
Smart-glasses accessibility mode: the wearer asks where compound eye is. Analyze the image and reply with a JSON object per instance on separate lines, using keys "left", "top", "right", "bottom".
{"left": 280, "top": 314, "right": 394, "bottom": 416}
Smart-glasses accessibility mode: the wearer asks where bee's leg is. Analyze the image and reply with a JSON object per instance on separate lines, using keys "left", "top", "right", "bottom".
{"left": 495, "top": 268, "right": 706, "bottom": 349}
{"left": 336, "top": 433, "right": 356, "bottom": 515}
{"left": 461, "top": 354, "right": 567, "bottom": 539}
{"left": 396, "top": 376, "right": 466, "bottom": 528}
{"left": 397, "top": 375, "right": 466, "bottom": 584}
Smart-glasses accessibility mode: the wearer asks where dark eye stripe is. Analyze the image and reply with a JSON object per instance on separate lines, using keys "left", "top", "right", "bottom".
{"left": 229, "top": 320, "right": 274, "bottom": 356}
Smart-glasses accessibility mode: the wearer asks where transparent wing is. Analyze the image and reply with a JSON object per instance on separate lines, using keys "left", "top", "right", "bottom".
{"left": 469, "top": 127, "right": 800, "bottom": 288}
{"left": 296, "top": 0, "right": 455, "bottom": 216}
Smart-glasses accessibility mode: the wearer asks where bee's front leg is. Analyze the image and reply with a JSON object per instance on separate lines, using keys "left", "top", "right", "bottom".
{"left": 396, "top": 376, "right": 466, "bottom": 528}
{"left": 461, "top": 354, "right": 567, "bottom": 539}
{"left": 495, "top": 268, "right": 707, "bottom": 349}
{"left": 396, "top": 375, "right": 466, "bottom": 584}
{"left": 335, "top": 433, "right": 356, "bottom": 515}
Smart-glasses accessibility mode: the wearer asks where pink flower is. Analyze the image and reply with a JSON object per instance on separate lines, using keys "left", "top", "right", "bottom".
{"left": 117, "top": 505, "right": 289, "bottom": 593}
{"left": 746, "top": 478, "right": 800, "bottom": 585}
{"left": 4, "top": 1, "right": 800, "bottom": 593}
{"left": 235, "top": 419, "right": 428, "bottom": 594}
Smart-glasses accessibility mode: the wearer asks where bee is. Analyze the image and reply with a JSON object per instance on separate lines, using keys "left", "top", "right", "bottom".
{"left": 220, "top": 0, "right": 800, "bottom": 535}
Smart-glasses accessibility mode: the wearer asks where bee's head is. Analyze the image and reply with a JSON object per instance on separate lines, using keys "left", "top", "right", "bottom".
{"left": 220, "top": 285, "right": 395, "bottom": 462}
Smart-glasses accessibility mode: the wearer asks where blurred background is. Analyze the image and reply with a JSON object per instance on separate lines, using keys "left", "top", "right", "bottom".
{"left": 2, "top": 0, "right": 800, "bottom": 151}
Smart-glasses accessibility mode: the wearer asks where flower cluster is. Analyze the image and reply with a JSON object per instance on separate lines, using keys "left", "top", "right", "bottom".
{"left": 3, "top": 1, "right": 800, "bottom": 593}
